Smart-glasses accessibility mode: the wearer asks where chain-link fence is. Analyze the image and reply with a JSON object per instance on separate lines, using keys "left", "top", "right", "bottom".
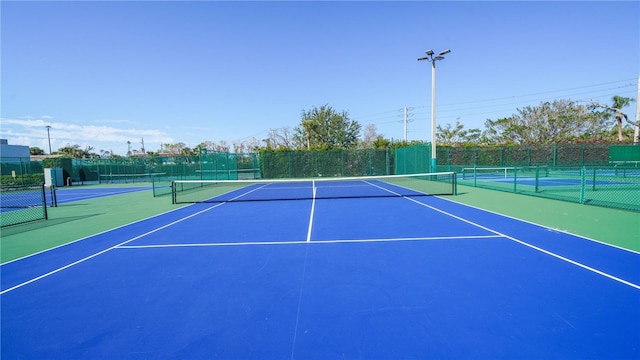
{"left": 431, "top": 143, "right": 639, "bottom": 212}
{"left": 259, "top": 149, "right": 391, "bottom": 178}
{"left": 2, "top": 144, "right": 638, "bottom": 211}
{"left": 0, "top": 184, "right": 49, "bottom": 227}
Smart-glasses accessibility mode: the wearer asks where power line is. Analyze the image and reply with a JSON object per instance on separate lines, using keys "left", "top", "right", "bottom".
{"left": 357, "top": 80, "right": 636, "bottom": 129}
{"left": 438, "top": 78, "right": 636, "bottom": 107}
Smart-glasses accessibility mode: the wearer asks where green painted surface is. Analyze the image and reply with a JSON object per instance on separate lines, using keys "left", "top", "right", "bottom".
{"left": 1, "top": 188, "right": 184, "bottom": 263}
{"left": 1, "top": 183, "right": 638, "bottom": 264}
{"left": 452, "top": 184, "right": 640, "bottom": 251}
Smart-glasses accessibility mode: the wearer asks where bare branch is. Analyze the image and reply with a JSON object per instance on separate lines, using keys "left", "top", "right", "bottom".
{"left": 590, "top": 100, "right": 639, "bottom": 126}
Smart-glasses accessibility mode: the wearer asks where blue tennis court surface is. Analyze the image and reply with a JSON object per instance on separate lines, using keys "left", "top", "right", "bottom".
{"left": 52, "top": 186, "right": 152, "bottom": 204}
{"left": 482, "top": 176, "right": 638, "bottom": 187}
{"left": 2, "top": 180, "right": 639, "bottom": 359}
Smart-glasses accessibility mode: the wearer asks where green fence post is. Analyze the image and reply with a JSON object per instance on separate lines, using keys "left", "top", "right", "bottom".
{"left": 580, "top": 167, "right": 586, "bottom": 204}
{"left": 385, "top": 149, "right": 390, "bottom": 175}
{"left": 473, "top": 164, "right": 477, "bottom": 187}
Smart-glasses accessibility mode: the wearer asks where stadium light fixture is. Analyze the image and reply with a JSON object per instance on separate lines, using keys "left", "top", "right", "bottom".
{"left": 417, "top": 48, "right": 451, "bottom": 172}
{"left": 46, "top": 125, "right": 52, "bottom": 155}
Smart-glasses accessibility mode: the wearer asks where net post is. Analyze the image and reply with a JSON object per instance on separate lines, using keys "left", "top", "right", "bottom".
{"left": 513, "top": 167, "right": 517, "bottom": 193}
{"left": 452, "top": 172, "right": 457, "bottom": 195}
{"left": 592, "top": 168, "right": 597, "bottom": 192}
{"left": 171, "top": 181, "right": 177, "bottom": 204}
{"left": 41, "top": 183, "right": 48, "bottom": 220}
{"left": 534, "top": 165, "right": 539, "bottom": 193}
{"left": 50, "top": 184, "right": 58, "bottom": 207}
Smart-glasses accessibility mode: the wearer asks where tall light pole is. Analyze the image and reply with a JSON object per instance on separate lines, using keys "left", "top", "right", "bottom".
{"left": 634, "top": 75, "right": 639, "bottom": 143}
{"left": 45, "top": 125, "right": 52, "bottom": 155}
{"left": 418, "top": 48, "right": 451, "bottom": 172}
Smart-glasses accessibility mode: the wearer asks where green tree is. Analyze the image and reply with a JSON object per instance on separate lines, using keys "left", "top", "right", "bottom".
{"left": 590, "top": 95, "right": 640, "bottom": 141}
{"left": 372, "top": 136, "right": 391, "bottom": 149}
{"left": 483, "top": 99, "right": 605, "bottom": 144}
{"left": 29, "top": 147, "right": 45, "bottom": 155}
{"left": 436, "top": 119, "right": 482, "bottom": 145}
{"left": 56, "top": 144, "right": 97, "bottom": 158}
{"left": 161, "top": 142, "right": 189, "bottom": 155}
{"left": 611, "top": 96, "right": 635, "bottom": 142}
{"left": 293, "top": 105, "right": 362, "bottom": 149}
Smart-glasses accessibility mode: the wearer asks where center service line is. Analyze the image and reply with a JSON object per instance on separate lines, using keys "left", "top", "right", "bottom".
{"left": 306, "top": 181, "right": 317, "bottom": 243}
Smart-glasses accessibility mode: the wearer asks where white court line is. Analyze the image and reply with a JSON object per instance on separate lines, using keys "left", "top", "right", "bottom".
{"left": 1, "top": 204, "right": 198, "bottom": 266}
{"left": 400, "top": 195, "right": 640, "bottom": 291}
{"left": 116, "top": 235, "right": 503, "bottom": 249}
{"left": 306, "top": 181, "right": 316, "bottom": 243}
{"left": 440, "top": 196, "right": 640, "bottom": 255}
{"left": 0, "top": 202, "right": 228, "bottom": 295}
{"left": 363, "top": 179, "right": 640, "bottom": 290}
{"left": 290, "top": 245, "right": 310, "bottom": 360}
{"left": 1, "top": 183, "right": 308, "bottom": 294}
{"left": 223, "top": 183, "right": 271, "bottom": 201}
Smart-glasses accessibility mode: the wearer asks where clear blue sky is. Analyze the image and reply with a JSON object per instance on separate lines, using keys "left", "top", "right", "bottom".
{"left": 1, "top": 1, "right": 638, "bottom": 155}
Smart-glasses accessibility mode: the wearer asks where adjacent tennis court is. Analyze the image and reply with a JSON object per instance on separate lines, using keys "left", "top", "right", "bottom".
{"left": 1, "top": 174, "right": 639, "bottom": 359}
{"left": 52, "top": 185, "right": 152, "bottom": 204}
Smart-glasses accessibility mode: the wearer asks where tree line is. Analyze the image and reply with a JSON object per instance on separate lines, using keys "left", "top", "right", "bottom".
{"left": 437, "top": 96, "right": 637, "bottom": 145}
{"left": 30, "top": 96, "right": 637, "bottom": 158}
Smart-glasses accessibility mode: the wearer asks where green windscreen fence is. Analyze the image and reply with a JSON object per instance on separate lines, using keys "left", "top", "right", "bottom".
{"left": 0, "top": 158, "right": 45, "bottom": 186}
{"left": 56, "top": 153, "right": 260, "bottom": 197}
{"left": 149, "top": 153, "right": 259, "bottom": 197}
{"left": 395, "top": 144, "right": 431, "bottom": 174}
{"left": 259, "top": 149, "right": 391, "bottom": 179}
{"left": 438, "top": 143, "right": 614, "bottom": 168}
{"left": 2, "top": 144, "right": 638, "bottom": 211}
{"left": 609, "top": 145, "right": 640, "bottom": 165}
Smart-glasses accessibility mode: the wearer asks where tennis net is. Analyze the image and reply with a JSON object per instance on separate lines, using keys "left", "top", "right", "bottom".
{"left": 172, "top": 172, "right": 456, "bottom": 204}
{"left": 461, "top": 166, "right": 549, "bottom": 180}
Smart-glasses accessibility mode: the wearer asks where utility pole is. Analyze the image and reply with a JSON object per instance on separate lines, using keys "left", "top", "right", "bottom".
{"left": 404, "top": 107, "right": 408, "bottom": 141}
{"left": 400, "top": 107, "right": 414, "bottom": 141}
{"left": 141, "top": 138, "right": 146, "bottom": 154}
